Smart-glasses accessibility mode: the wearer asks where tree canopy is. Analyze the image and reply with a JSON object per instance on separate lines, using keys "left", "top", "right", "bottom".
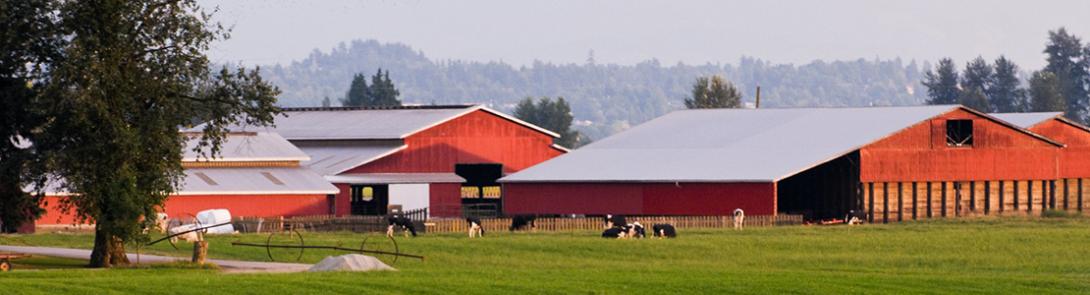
{"left": 922, "top": 58, "right": 961, "bottom": 106}
{"left": 514, "top": 97, "right": 584, "bottom": 148}
{"left": 1043, "top": 28, "right": 1090, "bottom": 121}
{"left": 1030, "top": 71, "right": 1066, "bottom": 112}
{"left": 684, "top": 75, "right": 742, "bottom": 109}
{"left": 3, "top": 0, "right": 281, "bottom": 267}
{"left": 341, "top": 69, "right": 401, "bottom": 107}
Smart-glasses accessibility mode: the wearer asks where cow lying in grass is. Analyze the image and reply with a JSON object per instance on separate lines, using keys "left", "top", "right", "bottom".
{"left": 652, "top": 223, "right": 677, "bottom": 238}
{"left": 467, "top": 217, "right": 484, "bottom": 238}
{"left": 386, "top": 215, "right": 417, "bottom": 238}
{"left": 509, "top": 215, "right": 536, "bottom": 232}
{"left": 601, "top": 222, "right": 645, "bottom": 239}
{"left": 604, "top": 214, "right": 627, "bottom": 229}
{"left": 845, "top": 210, "right": 866, "bottom": 225}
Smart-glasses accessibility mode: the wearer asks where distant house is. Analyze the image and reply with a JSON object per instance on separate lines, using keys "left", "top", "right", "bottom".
{"left": 502, "top": 105, "right": 1066, "bottom": 222}
{"left": 244, "top": 105, "right": 566, "bottom": 218}
{"left": 994, "top": 112, "right": 1090, "bottom": 210}
{"left": 36, "top": 132, "right": 338, "bottom": 227}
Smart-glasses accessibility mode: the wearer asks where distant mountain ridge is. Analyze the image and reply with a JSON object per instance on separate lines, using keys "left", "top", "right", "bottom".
{"left": 261, "top": 39, "right": 928, "bottom": 139}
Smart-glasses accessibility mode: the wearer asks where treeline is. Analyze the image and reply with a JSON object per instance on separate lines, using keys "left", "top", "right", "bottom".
{"left": 923, "top": 28, "right": 1090, "bottom": 122}
{"left": 262, "top": 40, "right": 927, "bottom": 140}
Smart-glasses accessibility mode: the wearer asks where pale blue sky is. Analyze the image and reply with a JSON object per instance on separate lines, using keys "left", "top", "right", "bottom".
{"left": 199, "top": 0, "right": 1090, "bottom": 70}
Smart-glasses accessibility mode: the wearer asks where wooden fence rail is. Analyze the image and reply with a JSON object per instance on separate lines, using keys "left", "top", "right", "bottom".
{"left": 233, "top": 214, "right": 803, "bottom": 234}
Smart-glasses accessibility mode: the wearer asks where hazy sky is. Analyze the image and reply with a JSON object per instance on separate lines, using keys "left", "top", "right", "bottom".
{"left": 199, "top": 0, "right": 1090, "bottom": 70}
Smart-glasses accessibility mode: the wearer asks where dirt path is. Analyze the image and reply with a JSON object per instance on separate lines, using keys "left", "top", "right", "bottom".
{"left": 0, "top": 245, "right": 311, "bottom": 273}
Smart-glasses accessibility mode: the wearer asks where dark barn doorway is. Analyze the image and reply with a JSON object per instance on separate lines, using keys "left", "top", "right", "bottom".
{"left": 350, "top": 184, "right": 389, "bottom": 215}
{"left": 777, "top": 151, "right": 861, "bottom": 221}
{"left": 456, "top": 163, "right": 504, "bottom": 217}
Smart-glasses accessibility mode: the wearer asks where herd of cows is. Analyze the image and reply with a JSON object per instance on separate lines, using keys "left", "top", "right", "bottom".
{"left": 383, "top": 209, "right": 754, "bottom": 239}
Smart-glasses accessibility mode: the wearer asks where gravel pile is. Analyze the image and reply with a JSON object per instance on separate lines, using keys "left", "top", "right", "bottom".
{"left": 308, "top": 254, "right": 396, "bottom": 272}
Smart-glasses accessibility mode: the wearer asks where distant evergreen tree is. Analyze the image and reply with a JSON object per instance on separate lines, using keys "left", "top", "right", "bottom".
{"left": 1030, "top": 71, "right": 1066, "bottom": 112}
{"left": 1043, "top": 28, "right": 1090, "bottom": 121}
{"left": 368, "top": 69, "right": 402, "bottom": 107}
{"left": 922, "top": 58, "right": 961, "bottom": 105}
{"left": 340, "top": 69, "right": 401, "bottom": 107}
{"left": 684, "top": 75, "right": 742, "bottom": 109}
{"left": 989, "top": 56, "right": 1028, "bottom": 112}
{"left": 514, "top": 97, "right": 583, "bottom": 148}
{"left": 958, "top": 57, "right": 993, "bottom": 111}
{"left": 341, "top": 73, "right": 370, "bottom": 107}
{"left": 321, "top": 96, "right": 332, "bottom": 107}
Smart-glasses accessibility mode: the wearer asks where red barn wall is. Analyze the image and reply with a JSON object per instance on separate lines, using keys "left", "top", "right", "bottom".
{"left": 503, "top": 182, "right": 776, "bottom": 216}
{"left": 345, "top": 110, "right": 564, "bottom": 174}
{"left": 429, "top": 183, "right": 462, "bottom": 217}
{"left": 861, "top": 109, "right": 1059, "bottom": 182}
{"left": 1028, "top": 119, "right": 1090, "bottom": 178}
{"left": 37, "top": 194, "right": 331, "bottom": 225}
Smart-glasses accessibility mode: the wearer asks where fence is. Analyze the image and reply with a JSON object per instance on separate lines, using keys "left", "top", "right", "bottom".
{"left": 233, "top": 214, "right": 803, "bottom": 234}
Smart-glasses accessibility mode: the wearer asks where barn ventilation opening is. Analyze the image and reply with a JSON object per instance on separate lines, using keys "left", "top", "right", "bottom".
{"left": 455, "top": 164, "right": 503, "bottom": 218}
{"left": 946, "top": 119, "right": 973, "bottom": 147}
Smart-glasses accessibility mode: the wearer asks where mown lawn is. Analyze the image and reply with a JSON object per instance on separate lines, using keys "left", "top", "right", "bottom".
{"left": 2, "top": 217, "right": 1090, "bottom": 294}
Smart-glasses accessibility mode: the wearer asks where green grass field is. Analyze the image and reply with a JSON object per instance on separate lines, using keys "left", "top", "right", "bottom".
{"left": 2, "top": 217, "right": 1090, "bottom": 294}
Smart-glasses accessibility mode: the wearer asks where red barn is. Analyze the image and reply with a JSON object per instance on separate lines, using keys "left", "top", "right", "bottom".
{"left": 995, "top": 112, "right": 1090, "bottom": 211}
{"left": 502, "top": 105, "right": 1064, "bottom": 222}
{"left": 36, "top": 132, "right": 338, "bottom": 228}
{"left": 245, "top": 105, "right": 566, "bottom": 218}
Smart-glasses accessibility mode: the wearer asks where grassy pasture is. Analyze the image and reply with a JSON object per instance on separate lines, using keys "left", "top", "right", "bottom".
{"left": 2, "top": 217, "right": 1090, "bottom": 294}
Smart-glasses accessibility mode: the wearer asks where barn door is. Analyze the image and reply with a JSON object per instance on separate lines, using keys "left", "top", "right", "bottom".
{"left": 350, "top": 185, "right": 389, "bottom": 216}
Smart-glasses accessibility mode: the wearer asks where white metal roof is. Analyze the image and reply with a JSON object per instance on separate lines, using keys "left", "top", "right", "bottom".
{"left": 325, "top": 173, "right": 466, "bottom": 184}
{"left": 183, "top": 132, "right": 310, "bottom": 162}
{"left": 991, "top": 112, "right": 1063, "bottom": 128}
{"left": 297, "top": 144, "right": 407, "bottom": 176}
{"left": 502, "top": 105, "right": 1050, "bottom": 183}
{"left": 222, "top": 105, "right": 559, "bottom": 140}
{"left": 179, "top": 167, "right": 338, "bottom": 195}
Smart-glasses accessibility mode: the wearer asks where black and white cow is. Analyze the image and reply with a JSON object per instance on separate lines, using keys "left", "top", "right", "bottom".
{"left": 601, "top": 226, "right": 626, "bottom": 238}
{"left": 627, "top": 222, "right": 646, "bottom": 239}
{"left": 386, "top": 214, "right": 417, "bottom": 238}
{"left": 652, "top": 223, "right": 677, "bottom": 238}
{"left": 604, "top": 214, "right": 627, "bottom": 229}
{"left": 509, "top": 215, "right": 537, "bottom": 232}
{"left": 845, "top": 210, "right": 867, "bottom": 225}
{"left": 467, "top": 217, "right": 484, "bottom": 238}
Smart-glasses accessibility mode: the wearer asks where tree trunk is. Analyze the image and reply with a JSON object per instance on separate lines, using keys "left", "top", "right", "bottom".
{"left": 89, "top": 226, "right": 129, "bottom": 268}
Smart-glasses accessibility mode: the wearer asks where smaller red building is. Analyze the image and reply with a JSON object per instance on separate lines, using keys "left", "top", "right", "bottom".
{"left": 35, "top": 132, "right": 338, "bottom": 228}
{"left": 994, "top": 112, "right": 1090, "bottom": 211}
{"left": 250, "top": 105, "right": 566, "bottom": 218}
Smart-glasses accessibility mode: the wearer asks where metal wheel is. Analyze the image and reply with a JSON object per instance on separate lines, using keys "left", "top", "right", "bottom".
{"left": 265, "top": 229, "right": 305, "bottom": 262}
{"left": 361, "top": 234, "right": 400, "bottom": 265}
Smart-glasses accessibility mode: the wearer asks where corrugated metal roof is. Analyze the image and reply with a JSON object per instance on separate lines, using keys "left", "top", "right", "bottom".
{"left": 33, "top": 166, "right": 338, "bottom": 196}
{"left": 183, "top": 132, "right": 310, "bottom": 162}
{"left": 178, "top": 167, "right": 338, "bottom": 195}
{"left": 503, "top": 105, "right": 989, "bottom": 183}
{"left": 212, "top": 105, "right": 559, "bottom": 140}
{"left": 325, "top": 173, "right": 465, "bottom": 184}
{"left": 297, "top": 144, "right": 406, "bottom": 175}
{"left": 992, "top": 112, "right": 1062, "bottom": 128}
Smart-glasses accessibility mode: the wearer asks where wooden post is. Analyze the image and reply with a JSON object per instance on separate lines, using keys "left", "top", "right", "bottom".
{"left": 1049, "top": 180, "right": 1056, "bottom": 210}
{"left": 897, "top": 182, "right": 903, "bottom": 222}
{"left": 926, "top": 182, "right": 933, "bottom": 218}
{"left": 941, "top": 182, "right": 947, "bottom": 217}
{"left": 192, "top": 241, "right": 208, "bottom": 264}
{"left": 1027, "top": 181, "right": 1033, "bottom": 213}
{"left": 999, "top": 181, "right": 1005, "bottom": 213}
{"left": 1079, "top": 178, "right": 1084, "bottom": 212}
{"left": 911, "top": 182, "right": 918, "bottom": 220}
{"left": 868, "top": 182, "right": 875, "bottom": 223}
{"left": 969, "top": 181, "right": 976, "bottom": 213}
{"left": 883, "top": 182, "right": 889, "bottom": 224}
{"left": 1014, "top": 181, "right": 1020, "bottom": 211}
{"left": 984, "top": 181, "right": 991, "bottom": 215}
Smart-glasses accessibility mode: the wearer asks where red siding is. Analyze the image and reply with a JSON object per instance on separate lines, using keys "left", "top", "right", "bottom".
{"left": 429, "top": 183, "right": 462, "bottom": 217}
{"left": 37, "top": 194, "right": 331, "bottom": 225}
{"left": 861, "top": 109, "right": 1060, "bottom": 182}
{"left": 345, "top": 110, "right": 564, "bottom": 174}
{"left": 503, "top": 182, "right": 776, "bottom": 216}
{"left": 333, "top": 183, "right": 352, "bottom": 216}
{"left": 1028, "top": 119, "right": 1090, "bottom": 178}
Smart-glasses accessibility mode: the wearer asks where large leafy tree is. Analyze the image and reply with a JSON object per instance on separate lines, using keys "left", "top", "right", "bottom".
{"left": 514, "top": 97, "right": 583, "bottom": 148}
{"left": 989, "top": 56, "right": 1028, "bottom": 112}
{"left": 13, "top": 0, "right": 281, "bottom": 267}
{"left": 922, "top": 58, "right": 961, "bottom": 105}
{"left": 684, "top": 75, "right": 742, "bottom": 109}
{"left": 1043, "top": 28, "right": 1090, "bottom": 122}
{"left": 1029, "top": 71, "right": 1066, "bottom": 112}
{"left": 0, "top": 0, "right": 60, "bottom": 232}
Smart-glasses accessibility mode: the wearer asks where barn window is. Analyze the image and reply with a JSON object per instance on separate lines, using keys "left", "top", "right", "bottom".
{"left": 946, "top": 119, "right": 974, "bottom": 147}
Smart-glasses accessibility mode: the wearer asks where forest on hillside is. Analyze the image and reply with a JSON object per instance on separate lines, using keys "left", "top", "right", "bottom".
{"left": 261, "top": 40, "right": 929, "bottom": 139}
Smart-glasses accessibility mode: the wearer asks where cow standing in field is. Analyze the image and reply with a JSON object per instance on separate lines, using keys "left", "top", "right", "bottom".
{"left": 386, "top": 214, "right": 417, "bottom": 238}
{"left": 509, "top": 215, "right": 537, "bottom": 232}
{"left": 652, "top": 223, "right": 677, "bottom": 238}
{"left": 467, "top": 217, "right": 484, "bottom": 238}
{"left": 733, "top": 208, "right": 745, "bottom": 230}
